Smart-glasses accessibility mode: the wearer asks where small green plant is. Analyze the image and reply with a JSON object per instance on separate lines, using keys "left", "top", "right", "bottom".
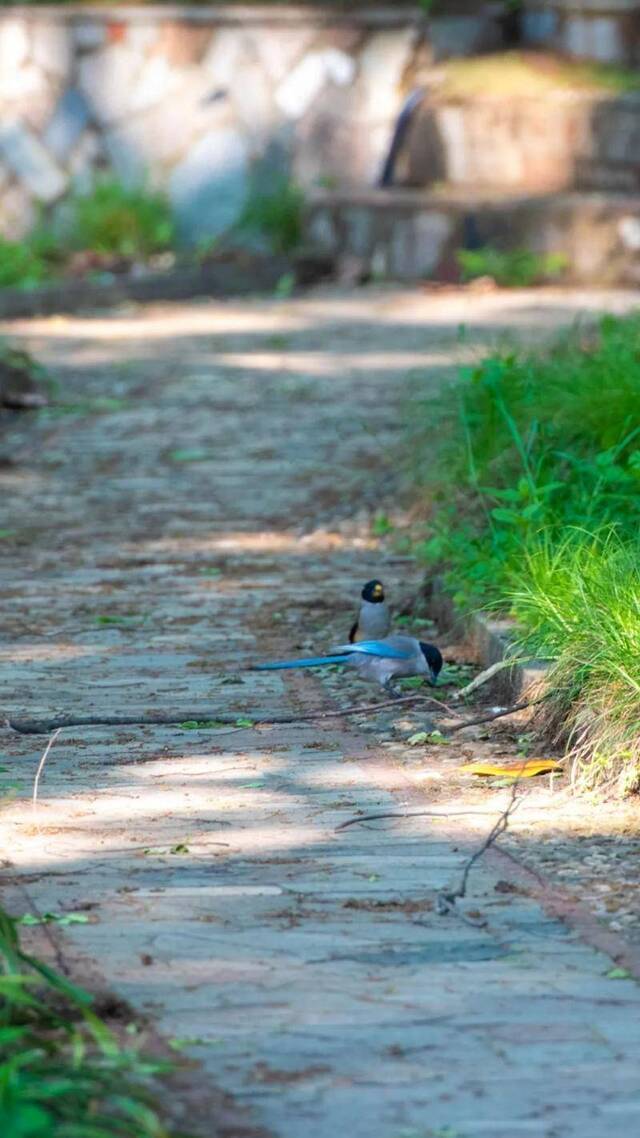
{"left": 64, "top": 178, "right": 175, "bottom": 258}
{"left": 0, "top": 233, "right": 56, "bottom": 290}
{"left": 456, "top": 246, "right": 567, "bottom": 288}
{"left": 409, "top": 311, "right": 640, "bottom": 791}
{"left": 239, "top": 178, "right": 304, "bottom": 254}
{"left": 0, "top": 906, "right": 174, "bottom": 1137}
{"left": 506, "top": 530, "right": 640, "bottom": 794}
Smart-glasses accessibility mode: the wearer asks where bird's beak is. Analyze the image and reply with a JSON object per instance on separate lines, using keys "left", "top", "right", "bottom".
{"left": 373, "top": 584, "right": 383, "bottom": 598}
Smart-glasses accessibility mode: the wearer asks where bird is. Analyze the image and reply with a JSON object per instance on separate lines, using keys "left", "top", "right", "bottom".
{"left": 349, "top": 579, "right": 391, "bottom": 643}
{"left": 254, "top": 634, "right": 442, "bottom": 697}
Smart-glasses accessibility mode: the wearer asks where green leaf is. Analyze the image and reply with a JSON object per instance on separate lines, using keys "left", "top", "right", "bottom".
{"left": 606, "top": 967, "right": 632, "bottom": 980}
{"left": 169, "top": 447, "right": 212, "bottom": 463}
{"left": 169, "top": 843, "right": 190, "bottom": 855}
{"left": 235, "top": 717, "right": 254, "bottom": 728}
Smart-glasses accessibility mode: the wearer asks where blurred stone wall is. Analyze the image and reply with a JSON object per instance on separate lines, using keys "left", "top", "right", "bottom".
{"left": 0, "top": 4, "right": 502, "bottom": 244}
{"left": 523, "top": 1, "right": 640, "bottom": 67}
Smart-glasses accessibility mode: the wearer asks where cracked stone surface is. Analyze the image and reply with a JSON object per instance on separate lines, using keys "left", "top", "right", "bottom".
{"left": 2, "top": 286, "right": 640, "bottom": 1136}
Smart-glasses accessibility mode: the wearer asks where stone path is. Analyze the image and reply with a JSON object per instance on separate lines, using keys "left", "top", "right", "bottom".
{"left": 2, "top": 287, "right": 640, "bottom": 1137}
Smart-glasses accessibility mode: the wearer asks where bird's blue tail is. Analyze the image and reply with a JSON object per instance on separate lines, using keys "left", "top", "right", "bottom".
{"left": 253, "top": 654, "right": 348, "bottom": 671}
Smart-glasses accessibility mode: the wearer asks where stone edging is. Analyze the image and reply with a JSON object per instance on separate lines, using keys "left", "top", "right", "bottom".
{"left": 0, "top": 5, "right": 427, "bottom": 28}
{"left": 428, "top": 579, "right": 549, "bottom": 701}
{"left": 0, "top": 257, "right": 293, "bottom": 319}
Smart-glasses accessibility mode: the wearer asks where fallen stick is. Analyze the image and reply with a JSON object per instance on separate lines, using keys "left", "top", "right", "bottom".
{"left": 2, "top": 692, "right": 449, "bottom": 736}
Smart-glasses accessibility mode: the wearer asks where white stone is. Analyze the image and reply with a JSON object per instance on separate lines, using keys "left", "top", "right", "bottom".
{"left": 229, "top": 59, "right": 275, "bottom": 136}
{"left": 356, "top": 30, "right": 415, "bottom": 124}
{"left": 0, "top": 183, "right": 36, "bottom": 240}
{"left": 169, "top": 126, "right": 251, "bottom": 244}
{"left": 276, "top": 50, "right": 356, "bottom": 120}
{"left": 202, "top": 29, "right": 250, "bottom": 89}
{"left": 0, "top": 63, "right": 46, "bottom": 102}
{"left": 564, "top": 16, "right": 590, "bottom": 58}
{"left": 131, "top": 55, "right": 181, "bottom": 113}
{"left": 79, "top": 45, "right": 144, "bottom": 125}
{"left": 618, "top": 216, "right": 640, "bottom": 251}
{"left": 414, "top": 212, "right": 452, "bottom": 275}
{"left": 31, "top": 21, "right": 72, "bottom": 77}
{"left": 126, "top": 23, "right": 159, "bottom": 56}
{"left": 591, "top": 17, "right": 621, "bottom": 63}
{"left": 0, "top": 120, "right": 66, "bottom": 202}
{"left": 257, "top": 28, "right": 314, "bottom": 82}
{"left": 0, "top": 18, "right": 29, "bottom": 71}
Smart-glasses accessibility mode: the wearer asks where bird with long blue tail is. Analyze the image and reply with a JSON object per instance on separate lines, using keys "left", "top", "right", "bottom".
{"left": 253, "top": 634, "right": 442, "bottom": 698}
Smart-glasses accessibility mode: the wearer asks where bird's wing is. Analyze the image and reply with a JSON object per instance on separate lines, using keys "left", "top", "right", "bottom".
{"left": 254, "top": 654, "right": 348, "bottom": 671}
{"left": 348, "top": 620, "right": 358, "bottom": 644}
{"left": 333, "top": 640, "right": 412, "bottom": 660}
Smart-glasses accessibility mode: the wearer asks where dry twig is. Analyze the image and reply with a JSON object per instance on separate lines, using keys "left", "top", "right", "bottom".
{"left": 32, "top": 727, "right": 62, "bottom": 831}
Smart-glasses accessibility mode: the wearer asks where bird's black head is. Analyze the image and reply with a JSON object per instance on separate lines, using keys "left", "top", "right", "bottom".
{"left": 420, "top": 642, "right": 443, "bottom": 684}
{"left": 361, "top": 579, "right": 385, "bottom": 604}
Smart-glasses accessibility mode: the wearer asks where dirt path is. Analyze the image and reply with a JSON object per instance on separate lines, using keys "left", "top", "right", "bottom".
{"left": 2, "top": 286, "right": 640, "bottom": 1137}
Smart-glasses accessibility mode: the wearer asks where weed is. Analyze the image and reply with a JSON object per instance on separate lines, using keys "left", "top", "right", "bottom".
{"left": 239, "top": 178, "right": 304, "bottom": 254}
{"left": 0, "top": 906, "right": 173, "bottom": 1137}
{"left": 372, "top": 513, "right": 394, "bottom": 537}
{"left": 457, "top": 247, "right": 567, "bottom": 288}
{"left": 63, "top": 179, "right": 175, "bottom": 259}
{"left": 410, "top": 311, "right": 640, "bottom": 790}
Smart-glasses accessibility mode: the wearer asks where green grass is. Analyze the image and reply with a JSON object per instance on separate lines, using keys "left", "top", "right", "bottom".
{"left": 0, "top": 906, "right": 175, "bottom": 1138}
{"left": 506, "top": 531, "right": 640, "bottom": 794}
{"left": 238, "top": 178, "right": 304, "bottom": 255}
{"left": 457, "top": 247, "right": 567, "bottom": 288}
{"left": 0, "top": 180, "right": 175, "bottom": 290}
{"left": 411, "top": 311, "right": 640, "bottom": 792}
{"left": 61, "top": 179, "right": 175, "bottom": 259}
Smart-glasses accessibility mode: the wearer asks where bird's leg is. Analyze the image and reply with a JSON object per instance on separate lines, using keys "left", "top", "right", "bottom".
{"left": 382, "top": 680, "right": 402, "bottom": 700}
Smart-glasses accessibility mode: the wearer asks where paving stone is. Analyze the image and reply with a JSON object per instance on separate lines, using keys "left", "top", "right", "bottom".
{"left": 1, "top": 290, "right": 640, "bottom": 1137}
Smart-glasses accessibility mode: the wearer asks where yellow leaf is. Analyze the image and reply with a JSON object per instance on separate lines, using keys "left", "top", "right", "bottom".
{"left": 459, "top": 759, "right": 563, "bottom": 779}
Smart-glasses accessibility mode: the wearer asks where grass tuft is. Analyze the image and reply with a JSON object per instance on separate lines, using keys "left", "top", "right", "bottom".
{"left": 0, "top": 906, "right": 174, "bottom": 1137}
{"left": 411, "top": 311, "right": 640, "bottom": 792}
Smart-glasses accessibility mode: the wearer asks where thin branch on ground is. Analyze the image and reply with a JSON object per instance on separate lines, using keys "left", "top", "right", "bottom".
{"left": 2, "top": 693, "right": 453, "bottom": 735}
{"left": 336, "top": 808, "right": 516, "bottom": 831}
{"left": 32, "top": 728, "right": 62, "bottom": 831}
{"left": 444, "top": 695, "right": 546, "bottom": 732}
{"left": 436, "top": 782, "right": 522, "bottom": 915}
{"left": 452, "top": 656, "right": 531, "bottom": 702}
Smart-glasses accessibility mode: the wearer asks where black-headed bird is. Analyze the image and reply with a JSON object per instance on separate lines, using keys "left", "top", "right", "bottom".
{"left": 349, "top": 579, "right": 391, "bottom": 643}
{"left": 254, "top": 634, "right": 442, "bottom": 697}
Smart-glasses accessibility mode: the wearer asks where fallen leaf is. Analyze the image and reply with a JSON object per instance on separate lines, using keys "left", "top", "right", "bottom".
{"left": 459, "top": 759, "right": 563, "bottom": 779}
{"left": 606, "top": 967, "right": 632, "bottom": 980}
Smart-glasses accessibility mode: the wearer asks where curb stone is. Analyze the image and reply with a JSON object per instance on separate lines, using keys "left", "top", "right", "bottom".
{"left": 428, "top": 578, "right": 549, "bottom": 701}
